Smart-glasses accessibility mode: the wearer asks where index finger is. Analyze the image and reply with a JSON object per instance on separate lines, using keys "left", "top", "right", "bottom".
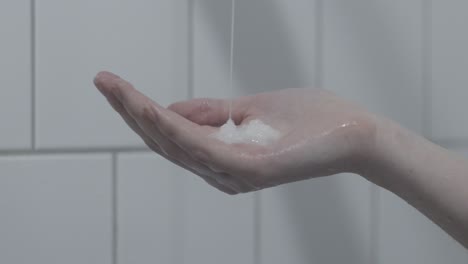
{"left": 95, "top": 71, "right": 252, "bottom": 175}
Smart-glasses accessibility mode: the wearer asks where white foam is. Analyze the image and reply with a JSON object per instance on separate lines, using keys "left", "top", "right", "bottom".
{"left": 211, "top": 119, "right": 280, "bottom": 146}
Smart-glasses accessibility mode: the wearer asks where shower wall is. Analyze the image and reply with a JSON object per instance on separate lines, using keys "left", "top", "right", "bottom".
{"left": 0, "top": 0, "right": 467, "bottom": 263}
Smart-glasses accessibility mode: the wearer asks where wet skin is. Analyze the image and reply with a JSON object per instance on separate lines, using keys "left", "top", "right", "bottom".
{"left": 95, "top": 71, "right": 468, "bottom": 249}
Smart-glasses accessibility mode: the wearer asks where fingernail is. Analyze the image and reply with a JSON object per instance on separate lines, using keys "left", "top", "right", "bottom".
{"left": 93, "top": 79, "right": 108, "bottom": 97}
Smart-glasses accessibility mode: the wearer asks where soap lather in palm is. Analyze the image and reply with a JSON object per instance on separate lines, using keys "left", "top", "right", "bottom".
{"left": 94, "top": 71, "right": 468, "bottom": 249}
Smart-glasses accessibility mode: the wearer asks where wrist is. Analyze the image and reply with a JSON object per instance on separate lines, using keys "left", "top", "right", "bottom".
{"left": 336, "top": 112, "right": 380, "bottom": 177}
{"left": 351, "top": 114, "right": 399, "bottom": 188}
{"left": 356, "top": 115, "right": 416, "bottom": 191}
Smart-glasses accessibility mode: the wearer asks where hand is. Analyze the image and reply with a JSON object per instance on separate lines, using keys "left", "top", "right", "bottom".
{"left": 94, "top": 71, "right": 376, "bottom": 194}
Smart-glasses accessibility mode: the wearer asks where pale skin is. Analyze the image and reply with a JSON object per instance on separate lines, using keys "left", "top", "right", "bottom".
{"left": 94, "top": 71, "right": 468, "bottom": 249}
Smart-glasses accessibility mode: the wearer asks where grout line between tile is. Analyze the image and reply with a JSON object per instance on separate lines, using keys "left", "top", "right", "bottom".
{"left": 254, "top": 193, "right": 261, "bottom": 264}
{"left": 173, "top": 154, "right": 186, "bottom": 264}
{"left": 30, "top": 0, "right": 36, "bottom": 149}
{"left": 315, "top": 0, "right": 323, "bottom": 89}
{"left": 370, "top": 185, "right": 380, "bottom": 264}
{"left": 188, "top": 0, "right": 194, "bottom": 100}
{"left": 422, "top": 0, "right": 432, "bottom": 139}
{"left": 0, "top": 147, "right": 150, "bottom": 156}
{"left": 111, "top": 153, "right": 118, "bottom": 264}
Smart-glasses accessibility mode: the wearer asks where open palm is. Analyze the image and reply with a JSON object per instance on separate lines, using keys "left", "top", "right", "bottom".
{"left": 94, "top": 71, "right": 374, "bottom": 194}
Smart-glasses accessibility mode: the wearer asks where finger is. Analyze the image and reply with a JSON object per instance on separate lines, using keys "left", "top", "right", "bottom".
{"left": 94, "top": 72, "right": 244, "bottom": 194}
{"left": 94, "top": 71, "right": 158, "bottom": 121}
{"left": 198, "top": 174, "right": 239, "bottom": 195}
{"left": 151, "top": 108, "right": 256, "bottom": 190}
{"left": 95, "top": 71, "right": 208, "bottom": 159}
{"left": 95, "top": 78, "right": 161, "bottom": 152}
{"left": 94, "top": 71, "right": 122, "bottom": 96}
{"left": 94, "top": 74, "right": 227, "bottom": 181}
{"left": 95, "top": 73, "right": 203, "bottom": 164}
{"left": 95, "top": 71, "right": 203, "bottom": 146}
{"left": 94, "top": 71, "right": 181, "bottom": 155}
{"left": 96, "top": 80, "right": 237, "bottom": 194}
{"left": 203, "top": 179, "right": 238, "bottom": 195}
{"left": 157, "top": 149, "right": 238, "bottom": 194}
{"left": 161, "top": 136, "right": 241, "bottom": 192}
{"left": 94, "top": 71, "right": 252, "bottom": 178}
{"left": 162, "top": 152, "right": 238, "bottom": 195}
{"left": 156, "top": 103, "right": 261, "bottom": 177}
{"left": 168, "top": 97, "right": 251, "bottom": 126}
{"left": 155, "top": 139, "right": 247, "bottom": 193}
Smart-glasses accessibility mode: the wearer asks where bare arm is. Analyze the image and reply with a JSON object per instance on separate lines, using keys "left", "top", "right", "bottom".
{"left": 362, "top": 117, "right": 468, "bottom": 248}
{"left": 94, "top": 71, "right": 468, "bottom": 249}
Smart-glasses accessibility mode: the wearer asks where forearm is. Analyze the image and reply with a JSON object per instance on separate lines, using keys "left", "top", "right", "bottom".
{"left": 361, "top": 117, "right": 468, "bottom": 249}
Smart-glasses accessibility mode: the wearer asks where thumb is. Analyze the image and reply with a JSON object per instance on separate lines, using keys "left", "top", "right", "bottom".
{"left": 168, "top": 97, "right": 250, "bottom": 126}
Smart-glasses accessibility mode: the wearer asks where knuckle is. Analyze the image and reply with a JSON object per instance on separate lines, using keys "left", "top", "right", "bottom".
{"left": 159, "top": 117, "right": 179, "bottom": 139}
{"left": 142, "top": 104, "right": 158, "bottom": 122}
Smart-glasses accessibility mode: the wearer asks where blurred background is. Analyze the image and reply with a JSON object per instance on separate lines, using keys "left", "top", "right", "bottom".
{"left": 1, "top": 0, "right": 467, "bottom": 263}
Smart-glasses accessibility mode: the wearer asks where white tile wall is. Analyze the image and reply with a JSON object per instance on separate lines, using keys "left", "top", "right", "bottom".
{"left": 183, "top": 175, "right": 255, "bottom": 264}
{"left": 323, "top": 0, "right": 423, "bottom": 133}
{"left": 376, "top": 141, "right": 468, "bottom": 264}
{"left": 0, "top": 155, "right": 112, "bottom": 264}
{"left": 0, "top": 1, "right": 467, "bottom": 263}
{"left": 187, "top": 2, "right": 257, "bottom": 263}
{"left": 0, "top": 0, "right": 31, "bottom": 149}
{"left": 377, "top": 148, "right": 468, "bottom": 263}
{"left": 194, "top": 0, "right": 316, "bottom": 99}
{"left": 377, "top": 187, "right": 468, "bottom": 264}
{"left": 233, "top": 0, "right": 317, "bottom": 93}
{"left": 431, "top": 1, "right": 468, "bottom": 140}
{"left": 261, "top": 175, "right": 372, "bottom": 264}
{"left": 35, "top": 0, "right": 188, "bottom": 149}
{"left": 322, "top": 2, "right": 431, "bottom": 264}
{"left": 117, "top": 153, "right": 183, "bottom": 264}
{"left": 117, "top": 153, "right": 255, "bottom": 264}
{"left": 227, "top": 0, "right": 374, "bottom": 262}
{"left": 193, "top": 0, "right": 236, "bottom": 99}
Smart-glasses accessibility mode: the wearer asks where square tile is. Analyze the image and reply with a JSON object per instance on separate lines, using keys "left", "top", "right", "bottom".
{"left": 194, "top": 0, "right": 316, "bottom": 98}
{"left": 377, "top": 187, "right": 468, "bottom": 264}
{"left": 323, "top": 0, "right": 423, "bottom": 133}
{"left": 35, "top": 0, "right": 188, "bottom": 149}
{"left": 183, "top": 174, "right": 255, "bottom": 264}
{"left": 117, "top": 153, "right": 183, "bottom": 264}
{"left": 260, "top": 175, "right": 372, "bottom": 264}
{"left": 376, "top": 147, "right": 468, "bottom": 263}
{"left": 431, "top": 1, "right": 468, "bottom": 140}
{"left": 0, "top": 0, "right": 31, "bottom": 149}
{"left": 117, "top": 152, "right": 255, "bottom": 264}
{"left": 0, "top": 155, "right": 112, "bottom": 264}
{"left": 322, "top": 3, "right": 424, "bottom": 261}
